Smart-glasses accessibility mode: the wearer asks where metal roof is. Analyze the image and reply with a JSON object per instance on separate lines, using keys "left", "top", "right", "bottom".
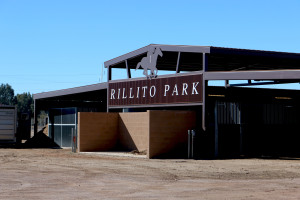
{"left": 33, "top": 82, "right": 108, "bottom": 100}
{"left": 104, "top": 44, "right": 300, "bottom": 69}
{"left": 0, "top": 104, "right": 15, "bottom": 108}
{"left": 34, "top": 45, "right": 300, "bottom": 100}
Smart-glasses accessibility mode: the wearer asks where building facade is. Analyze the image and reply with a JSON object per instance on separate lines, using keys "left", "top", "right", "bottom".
{"left": 33, "top": 44, "right": 300, "bottom": 158}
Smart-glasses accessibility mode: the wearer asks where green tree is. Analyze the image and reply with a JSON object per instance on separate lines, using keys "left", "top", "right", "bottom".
{"left": 0, "top": 83, "right": 15, "bottom": 105}
{"left": 0, "top": 83, "right": 34, "bottom": 115}
{"left": 15, "top": 92, "right": 34, "bottom": 115}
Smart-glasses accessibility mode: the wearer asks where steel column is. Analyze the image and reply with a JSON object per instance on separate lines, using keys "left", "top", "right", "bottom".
{"left": 202, "top": 53, "right": 208, "bottom": 131}
{"left": 125, "top": 60, "right": 131, "bottom": 79}
{"left": 214, "top": 102, "right": 219, "bottom": 158}
{"left": 176, "top": 52, "right": 181, "bottom": 73}
{"left": 107, "top": 66, "right": 111, "bottom": 112}
{"left": 225, "top": 80, "right": 229, "bottom": 88}
{"left": 107, "top": 66, "right": 112, "bottom": 81}
{"left": 240, "top": 123, "right": 243, "bottom": 156}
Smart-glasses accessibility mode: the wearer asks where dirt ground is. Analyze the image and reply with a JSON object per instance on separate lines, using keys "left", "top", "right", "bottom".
{"left": 1, "top": 148, "right": 300, "bottom": 200}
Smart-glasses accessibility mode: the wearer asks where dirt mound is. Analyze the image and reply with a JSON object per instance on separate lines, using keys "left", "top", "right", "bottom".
{"left": 22, "top": 128, "right": 60, "bottom": 148}
{"left": 129, "top": 150, "right": 147, "bottom": 155}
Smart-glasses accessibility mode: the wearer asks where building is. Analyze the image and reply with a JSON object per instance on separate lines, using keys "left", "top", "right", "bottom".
{"left": 33, "top": 44, "right": 300, "bottom": 158}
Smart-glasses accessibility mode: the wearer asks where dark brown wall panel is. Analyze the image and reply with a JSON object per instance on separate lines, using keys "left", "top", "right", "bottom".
{"left": 109, "top": 74, "right": 203, "bottom": 107}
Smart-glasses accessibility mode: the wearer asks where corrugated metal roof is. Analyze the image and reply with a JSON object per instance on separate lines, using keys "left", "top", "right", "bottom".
{"left": 104, "top": 44, "right": 300, "bottom": 68}
{"left": 0, "top": 104, "right": 15, "bottom": 108}
{"left": 33, "top": 82, "right": 108, "bottom": 100}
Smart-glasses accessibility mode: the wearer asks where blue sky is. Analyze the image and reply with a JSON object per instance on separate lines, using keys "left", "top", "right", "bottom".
{"left": 0, "top": 0, "right": 300, "bottom": 94}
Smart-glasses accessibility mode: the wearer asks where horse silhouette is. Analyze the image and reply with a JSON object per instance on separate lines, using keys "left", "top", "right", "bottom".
{"left": 136, "top": 47, "right": 163, "bottom": 78}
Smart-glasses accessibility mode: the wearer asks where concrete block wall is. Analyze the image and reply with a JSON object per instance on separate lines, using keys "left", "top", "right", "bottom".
{"left": 78, "top": 110, "right": 196, "bottom": 158}
{"left": 78, "top": 112, "right": 119, "bottom": 152}
{"left": 148, "top": 111, "right": 196, "bottom": 158}
{"left": 119, "top": 112, "right": 149, "bottom": 152}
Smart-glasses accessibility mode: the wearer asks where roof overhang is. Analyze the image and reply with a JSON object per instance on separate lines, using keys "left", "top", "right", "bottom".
{"left": 33, "top": 82, "right": 108, "bottom": 100}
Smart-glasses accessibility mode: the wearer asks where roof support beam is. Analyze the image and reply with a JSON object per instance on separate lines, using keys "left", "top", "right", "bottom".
{"left": 202, "top": 53, "right": 208, "bottom": 131}
{"left": 229, "top": 80, "right": 300, "bottom": 87}
{"left": 125, "top": 60, "right": 131, "bottom": 79}
{"left": 107, "top": 66, "right": 112, "bottom": 82}
{"left": 204, "top": 70, "right": 300, "bottom": 80}
{"left": 176, "top": 52, "right": 181, "bottom": 73}
{"left": 203, "top": 53, "right": 208, "bottom": 71}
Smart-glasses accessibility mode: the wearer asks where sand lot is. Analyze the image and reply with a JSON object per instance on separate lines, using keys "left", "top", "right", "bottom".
{"left": 0, "top": 148, "right": 300, "bottom": 200}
